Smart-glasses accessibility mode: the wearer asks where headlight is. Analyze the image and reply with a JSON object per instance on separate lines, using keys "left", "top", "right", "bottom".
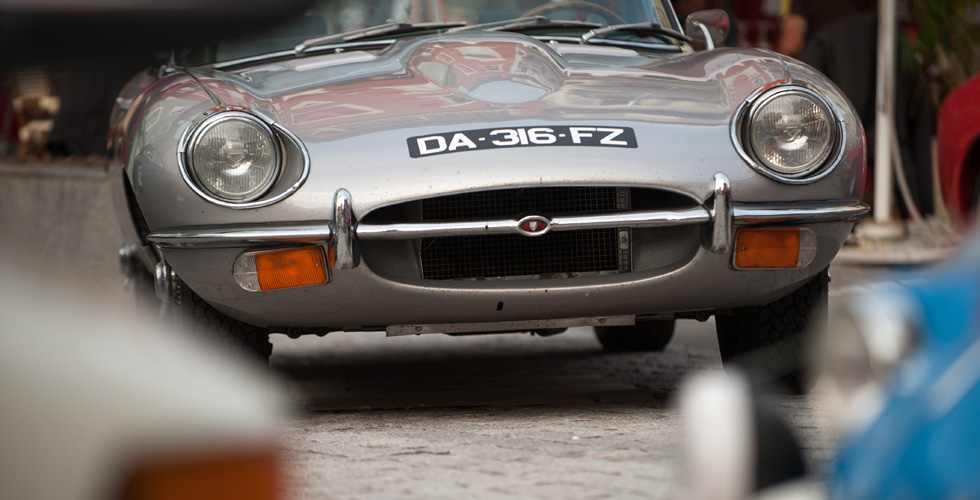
{"left": 185, "top": 111, "right": 281, "bottom": 203}
{"left": 735, "top": 86, "right": 840, "bottom": 183}
{"left": 817, "top": 289, "right": 920, "bottom": 434}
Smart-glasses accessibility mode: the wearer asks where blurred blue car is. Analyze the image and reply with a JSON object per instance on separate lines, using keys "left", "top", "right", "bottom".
{"left": 682, "top": 234, "right": 980, "bottom": 500}
{"left": 823, "top": 237, "right": 980, "bottom": 499}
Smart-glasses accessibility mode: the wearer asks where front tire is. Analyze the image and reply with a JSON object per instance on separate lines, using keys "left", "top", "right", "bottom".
{"left": 172, "top": 279, "right": 272, "bottom": 363}
{"left": 595, "top": 320, "right": 675, "bottom": 352}
{"left": 715, "top": 269, "right": 828, "bottom": 394}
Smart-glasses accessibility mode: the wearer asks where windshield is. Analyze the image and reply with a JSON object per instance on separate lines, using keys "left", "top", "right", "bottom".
{"left": 177, "top": 0, "right": 682, "bottom": 66}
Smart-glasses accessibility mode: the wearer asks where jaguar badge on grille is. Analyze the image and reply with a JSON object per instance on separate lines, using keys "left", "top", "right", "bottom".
{"left": 517, "top": 215, "right": 551, "bottom": 237}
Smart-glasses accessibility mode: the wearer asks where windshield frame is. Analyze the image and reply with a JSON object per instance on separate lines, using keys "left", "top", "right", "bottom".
{"left": 175, "top": 0, "right": 688, "bottom": 68}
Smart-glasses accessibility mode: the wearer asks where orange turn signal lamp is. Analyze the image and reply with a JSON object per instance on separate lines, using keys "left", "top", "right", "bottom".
{"left": 234, "top": 245, "right": 329, "bottom": 292}
{"left": 733, "top": 228, "right": 817, "bottom": 269}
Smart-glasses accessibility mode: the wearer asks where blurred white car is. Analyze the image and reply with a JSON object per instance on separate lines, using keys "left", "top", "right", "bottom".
{"left": 0, "top": 267, "right": 287, "bottom": 500}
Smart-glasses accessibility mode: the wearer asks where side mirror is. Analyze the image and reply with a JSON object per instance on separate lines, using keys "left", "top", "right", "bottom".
{"left": 685, "top": 9, "right": 730, "bottom": 50}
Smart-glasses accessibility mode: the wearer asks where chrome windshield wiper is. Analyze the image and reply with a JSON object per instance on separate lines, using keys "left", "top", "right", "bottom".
{"left": 295, "top": 21, "right": 465, "bottom": 55}
{"left": 451, "top": 16, "right": 600, "bottom": 34}
{"left": 581, "top": 22, "right": 692, "bottom": 45}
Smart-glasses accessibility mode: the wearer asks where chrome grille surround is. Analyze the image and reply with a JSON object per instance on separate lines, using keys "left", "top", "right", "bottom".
{"left": 419, "top": 187, "right": 631, "bottom": 280}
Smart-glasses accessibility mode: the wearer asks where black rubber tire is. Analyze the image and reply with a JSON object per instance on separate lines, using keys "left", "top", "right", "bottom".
{"left": 715, "top": 269, "right": 828, "bottom": 394}
{"left": 130, "top": 266, "right": 160, "bottom": 317}
{"left": 595, "top": 320, "right": 676, "bottom": 352}
{"left": 172, "top": 280, "right": 272, "bottom": 363}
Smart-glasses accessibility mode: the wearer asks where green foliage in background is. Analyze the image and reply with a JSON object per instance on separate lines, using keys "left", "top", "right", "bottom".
{"left": 904, "top": 0, "right": 980, "bottom": 100}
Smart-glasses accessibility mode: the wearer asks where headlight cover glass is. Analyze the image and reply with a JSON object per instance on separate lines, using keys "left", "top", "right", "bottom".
{"left": 187, "top": 112, "right": 280, "bottom": 203}
{"left": 739, "top": 87, "right": 839, "bottom": 181}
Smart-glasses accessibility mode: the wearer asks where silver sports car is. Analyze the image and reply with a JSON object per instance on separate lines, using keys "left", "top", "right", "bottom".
{"left": 111, "top": 0, "right": 868, "bottom": 391}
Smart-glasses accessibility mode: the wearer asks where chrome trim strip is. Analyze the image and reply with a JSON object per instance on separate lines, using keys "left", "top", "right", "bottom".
{"left": 551, "top": 209, "right": 709, "bottom": 229}
{"left": 181, "top": 71, "right": 227, "bottom": 109}
{"left": 537, "top": 35, "right": 683, "bottom": 51}
{"left": 210, "top": 49, "right": 296, "bottom": 70}
{"left": 295, "top": 23, "right": 404, "bottom": 55}
{"left": 694, "top": 22, "right": 714, "bottom": 50}
{"left": 334, "top": 189, "right": 356, "bottom": 269}
{"left": 759, "top": 49, "right": 791, "bottom": 80}
{"left": 206, "top": 41, "right": 395, "bottom": 70}
{"left": 299, "top": 40, "right": 397, "bottom": 57}
{"left": 732, "top": 201, "right": 869, "bottom": 225}
{"left": 355, "top": 207, "right": 711, "bottom": 240}
{"left": 358, "top": 219, "right": 520, "bottom": 239}
{"left": 272, "top": 120, "right": 313, "bottom": 200}
{"left": 146, "top": 201, "right": 869, "bottom": 248}
{"left": 386, "top": 316, "right": 635, "bottom": 337}
{"left": 148, "top": 224, "right": 335, "bottom": 247}
{"left": 710, "top": 172, "right": 732, "bottom": 253}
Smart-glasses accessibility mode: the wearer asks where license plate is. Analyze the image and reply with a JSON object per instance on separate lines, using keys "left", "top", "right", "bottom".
{"left": 408, "top": 125, "right": 637, "bottom": 158}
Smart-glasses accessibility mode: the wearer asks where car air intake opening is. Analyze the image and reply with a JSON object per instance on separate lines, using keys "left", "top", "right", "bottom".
{"left": 420, "top": 187, "right": 631, "bottom": 280}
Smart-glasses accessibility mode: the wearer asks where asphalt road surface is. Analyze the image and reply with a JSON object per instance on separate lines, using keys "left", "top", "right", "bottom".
{"left": 1, "top": 163, "right": 894, "bottom": 499}
{"left": 271, "top": 322, "right": 837, "bottom": 499}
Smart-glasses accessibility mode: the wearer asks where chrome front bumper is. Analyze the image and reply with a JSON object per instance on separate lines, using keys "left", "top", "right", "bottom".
{"left": 148, "top": 173, "right": 869, "bottom": 262}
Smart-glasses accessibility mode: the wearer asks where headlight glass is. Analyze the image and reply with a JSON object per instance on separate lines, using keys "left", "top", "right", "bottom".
{"left": 190, "top": 115, "right": 279, "bottom": 202}
{"left": 747, "top": 90, "right": 835, "bottom": 178}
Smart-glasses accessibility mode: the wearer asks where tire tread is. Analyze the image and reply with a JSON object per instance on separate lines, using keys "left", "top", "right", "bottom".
{"left": 716, "top": 270, "right": 828, "bottom": 393}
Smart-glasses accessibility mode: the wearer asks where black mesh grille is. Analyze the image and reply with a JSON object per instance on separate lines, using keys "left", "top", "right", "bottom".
{"left": 420, "top": 187, "right": 630, "bottom": 280}
{"left": 422, "top": 187, "right": 624, "bottom": 221}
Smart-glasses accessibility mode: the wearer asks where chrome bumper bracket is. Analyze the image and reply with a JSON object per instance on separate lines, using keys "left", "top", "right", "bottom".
{"left": 710, "top": 172, "right": 732, "bottom": 254}
{"left": 334, "top": 188, "right": 356, "bottom": 270}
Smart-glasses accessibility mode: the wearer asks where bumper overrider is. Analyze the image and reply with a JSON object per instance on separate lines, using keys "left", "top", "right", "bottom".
{"left": 145, "top": 173, "right": 868, "bottom": 333}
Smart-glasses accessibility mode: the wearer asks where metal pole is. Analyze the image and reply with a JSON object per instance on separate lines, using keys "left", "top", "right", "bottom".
{"left": 873, "top": 0, "right": 896, "bottom": 223}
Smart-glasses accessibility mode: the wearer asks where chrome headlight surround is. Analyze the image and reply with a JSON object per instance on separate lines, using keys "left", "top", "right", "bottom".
{"left": 732, "top": 84, "right": 844, "bottom": 184}
{"left": 178, "top": 110, "right": 285, "bottom": 207}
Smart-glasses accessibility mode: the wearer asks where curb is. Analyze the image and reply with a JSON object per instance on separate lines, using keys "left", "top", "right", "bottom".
{"left": 0, "top": 161, "right": 119, "bottom": 181}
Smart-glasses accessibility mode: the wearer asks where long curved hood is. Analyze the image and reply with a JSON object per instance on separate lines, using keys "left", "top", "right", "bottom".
{"left": 195, "top": 32, "right": 789, "bottom": 141}
{"left": 124, "top": 31, "right": 863, "bottom": 230}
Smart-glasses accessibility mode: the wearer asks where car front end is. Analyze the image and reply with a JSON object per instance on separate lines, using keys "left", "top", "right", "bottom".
{"left": 112, "top": 1, "right": 867, "bottom": 384}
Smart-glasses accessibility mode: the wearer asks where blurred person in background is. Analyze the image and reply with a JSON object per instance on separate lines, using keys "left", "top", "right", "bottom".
{"left": 782, "top": 0, "right": 936, "bottom": 218}
{"left": 776, "top": 0, "right": 877, "bottom": 57}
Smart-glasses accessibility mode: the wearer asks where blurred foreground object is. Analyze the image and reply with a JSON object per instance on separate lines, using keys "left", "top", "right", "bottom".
{"left": 938, "top": 73, "right": 980, "bottom": 227}
{"left": 681, "top": 370, "right": 806, "bottom": 500}
{"left": 0, "top": 264, "right": 287, "bottom": 500}
{"left": 820, "top": 231, "right": 980, "bottom": 499}
{"left": 683, "top": 230, "right": 980, "bottom": 499}
{"left": 0, "top": 0, "right": 314, "bottom": 68}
